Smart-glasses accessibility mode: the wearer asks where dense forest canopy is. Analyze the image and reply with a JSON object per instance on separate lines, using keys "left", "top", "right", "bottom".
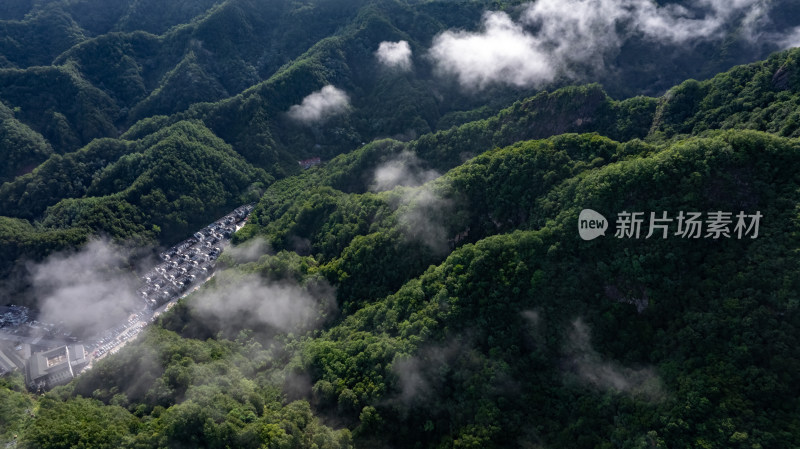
{"left": 2, "top": 0, "right": 800, "bottom": 447}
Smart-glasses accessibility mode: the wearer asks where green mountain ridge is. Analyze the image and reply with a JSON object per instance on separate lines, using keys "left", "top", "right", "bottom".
{"left": 0, "top": 0, "right": 794, "bottom": 159}
{"left": 5, "top": 42, "right": 800, "bottom": 307}
{"left": 9, "top": 127, "right": 794, "bottom": 448}
{"left": 2, "top": 1, "right": 800, "bottom": 447}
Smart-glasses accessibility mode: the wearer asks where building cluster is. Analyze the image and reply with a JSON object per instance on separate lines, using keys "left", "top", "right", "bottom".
{"left": 0, "top": 305, "right": 29, "bottom": 328}
{"left": 0, "top": 341, "right": 23, "bottom": 376}
{"left": 298, "top": 157, "right": 322, "bottom": 169}
{"left": 26, "top": 344, "right": 89, "bottom": 390}
{"left": 87, "top": 312, "right": 147, "bottom": 359}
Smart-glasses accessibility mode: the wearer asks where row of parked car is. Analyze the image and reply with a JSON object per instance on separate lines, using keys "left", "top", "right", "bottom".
{"left": 139, "top": 205, "right": 253, "bottom": 309}
{"left": 86, "top": 311, "right": 148, "bottom": 357}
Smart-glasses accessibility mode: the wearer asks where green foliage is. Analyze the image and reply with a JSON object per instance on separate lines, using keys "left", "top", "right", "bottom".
{"left": 0, "top": 216, "right": 88, "bottom": 293}
{"left": 652, "top": 48, "right": 800, "bottom": 139}
{"left": 4, "top": 113, "right": 800, "bottom": 449}
{"left": 8, "top": 120, "right": 266, "bottom": 238}
{"left": 0, "top": 7, "right": 85, "bottom": 68}
{"left": 243, "top": 133, "right": 635, "bottom": 310}
{"left": 59, "top": 325, "right": 353, "bottom": 448}
{"left": 53, "top": 31, "right": 158, "bottom": 107}
{"left": 0, "top": 138, "right": 132, "bottom": 220}
{"left": 0, "top": 0, "right": 787, "bottom": 177}
{"left": 68, "top": 0, "right": 224, "bottom": 36}
{"left": 302, "top": 85, "right": 656, "bottom": 195}
{"left": 128, "top": 52, "right": 230, "bottom": 122}
{"left": 19, "top": 396, "right": 135, "bottom": 449}
{"left": 0, "top": 66, "right": 118, "bottom": 153}
{"left": 0, "top": 100, "right": 52, "bottom": 183}
{"left": 291, "top": 130, "right": 800, "bottom": 448}
{"left": 0, "top": 120, "right": 269, "bottom": 284}
{"left": 0, "top": 372, "right": 34, "bottom": 443}
{"left": 5, "top": 6, "right": 800, "bottom": 449}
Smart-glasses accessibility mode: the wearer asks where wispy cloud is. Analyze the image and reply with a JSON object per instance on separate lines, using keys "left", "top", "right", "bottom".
{"left": 430, "top": 0, "right": 771, "bottom": 89}
{"left": 390, "top": 338, "right": 468, "bottom": 406}
{"left": 370, "top": 151, "right": 451, "bottom": 254}
{"left": 389, "top": 335, "right": 519, "bottom": 412}
{"left": 376, "top": 40, "right": 413, "bottom": 70}
{"left": 370, "top": 150, "right": 440, "bottom": 192}
{"left": 223, "top": 237, "right": 271, "bottom": 265}
{"left": 564, "top": 319, "right": 664, "bottom": 400}
{"left": 189, "top": 271, "right": 336, "bottom": 335}
{"left": 394, "top": 185, "right": 453, "bottom": 256}
{"left": 30, "top": 239, "right": 141, "bottom": 338}
{"left": 776, "top": 26, "right": 800, "bottom": 49}
{"left": 287, "top": 85, "right": 350, "bottom": 125}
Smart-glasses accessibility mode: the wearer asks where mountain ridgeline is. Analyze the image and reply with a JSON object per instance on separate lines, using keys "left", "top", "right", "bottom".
{"left": 2, "top": 0, "right": 800, "bottom": 448}
{"left": 1, "top": 0, "right": 799, "bottom": 274}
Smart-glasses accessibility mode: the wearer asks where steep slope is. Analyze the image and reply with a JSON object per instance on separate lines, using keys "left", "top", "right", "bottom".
{"left": 17, "top": 129, "right": 796, "bottom": 449}
{"left": 0, "top": 7, "right": 85, "bottom": 67}
{"left": 2, "top": 7, "right": 800, "bottom": 445}
{"left": 0, "top": 100, "right": 53, "bottom": 183}
{"left": 652, "top": 49, "right": 800, "bottom": 138}
{"left": 0, "top": 120, "right": 268, "bottom": 296}
{"left": 1, "top": 0, "right": 797, "bottom": 161}
{"left": 7, "top": 47, "right": 800, "bottom": 299}
{"left": 0, "top": 65, "right": 119, "bottom": 152}
{"left": 261, "top": 130, "right": 800, "bottom": 448}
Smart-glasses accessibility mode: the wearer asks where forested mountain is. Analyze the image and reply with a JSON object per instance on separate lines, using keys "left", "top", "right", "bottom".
{"left": 2, "top": 0, "right": 800, "bottom": 448}
{"left": 0, "top": 0, "right": 797, "bottom": 159}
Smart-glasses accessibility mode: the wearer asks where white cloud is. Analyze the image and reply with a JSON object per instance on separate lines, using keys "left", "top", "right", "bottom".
{"left": 370, "top": 150, "right": 440, "bottom": 192}
{"left": 395, "top": 185, "right": 452, "bottom": 256}
{"left": 376, "top": 40, "right": 413, "bottom": 70}
{"left": 429, "top": 0, "right": 771, "bottom": 90}
{"left": 777, "top": 26, "right": 800, "bottom": 49}
{"left": 287, "top": 85, "right": 350, "bottom": 124}
{"left": 31, "top": 239, "right": 141, "bottom": 338}
{"left": 430, "top": 12, "right": 555, "bottom": 89}
{"left": 369, "top": 152, "right": 451, "bottom": 254}
{"left": 224, "top": 237, "right": 271, "bottom": 265}
{"left": 190, "top": 272, "right": 336, "bottom": 335}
